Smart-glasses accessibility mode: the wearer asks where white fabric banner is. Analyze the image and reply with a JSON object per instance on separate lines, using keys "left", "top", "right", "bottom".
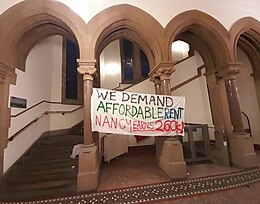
{"left": 91, "top": 88, "right": 185, "bottom": 136}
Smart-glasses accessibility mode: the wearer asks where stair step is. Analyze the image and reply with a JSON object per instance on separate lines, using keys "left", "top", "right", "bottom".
{"left": 0, "top": 133, "right": 82, "bottom": 201}
{"left": 0, "top": 184, "right": 77, "bottom": 202}
{"left": 10, "top": 166, "right": 77, "bottom": 176}
{"left": 3, "top": 171, "right": 77, "bottom": 184}
{"left": 39, "top": 135, "right": 82, "bottom": 142}
{"left": 15, "top": 160, "right": 77, "bottom": 172}
{"left": 25, "top": 157, "right": 74, "bottom": 165}
{"left": 31, "top": 143, "right": 77, "bottom": 152}
{"left": 8, "top": 179, "right": 76, "bottom": 192}
{"left": 22, "top": 151, "right": 72, "bottom": 162}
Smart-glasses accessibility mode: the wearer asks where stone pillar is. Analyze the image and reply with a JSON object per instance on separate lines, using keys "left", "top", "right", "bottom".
{"left": 205, "top": 72, "right": 232, "bottom": 166}
{"left": 0, "top": 62, "right": 16, "bottom": 176}
{"left": 216, "top": 78, "right": 233, "bottom": 136}
{"left": 150, "top": 75, "right": 162, "bottom": 95}
{"left": 219, "top": 63, "right": 257, "bottom": 168}
{"left": 152, "top": 62, "right": 187, "bottom": 179}
{"left": 156, "top": 67, "right": 173, "bottom": 95}
{"left": 76, "top": 59, "right": 99, "bottom": 192}
{"left": 150, "top": 75, "right": 164, "bottom": 162}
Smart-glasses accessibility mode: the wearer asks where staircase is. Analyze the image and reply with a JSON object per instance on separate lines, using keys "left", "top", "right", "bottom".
{"left": 0, "top": 133, "right": 83, "bottom": 202}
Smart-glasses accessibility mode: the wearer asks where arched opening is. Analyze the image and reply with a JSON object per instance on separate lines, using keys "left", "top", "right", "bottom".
{"left": 165, "top": 10, "right": 231, "bottom": 164}
{"left": 171, "top": 40, "right": 191, "bottom": 62}
{"left": 0, "top": 0, "right": 86, "bottom": 176}
{"left": 85, "top": 4, "right": 165, "bottom": 71}
{"left": 83, "top": 4, "right": 172, "bottom": 188}
{"left": 99, "top": 38, "right": 150, "bottom": 90}
{"left": 165, "top": 10, "right": 230, "bottom": 71}
{"left": 230, "top": 17, "right": 260, "bottom": 145}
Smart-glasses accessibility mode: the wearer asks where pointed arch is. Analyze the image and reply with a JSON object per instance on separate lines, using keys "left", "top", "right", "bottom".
{"left": 165, "top": 10, "right": 230, "bottom": 71}
{"left": 0, "top": 0, "right": 86, "bottom": 71}
{"left": 230, "top": 17, "right": 260, "bottom": 74}
{"left": 85, "top": 4, "right": 165, "bottom": 70}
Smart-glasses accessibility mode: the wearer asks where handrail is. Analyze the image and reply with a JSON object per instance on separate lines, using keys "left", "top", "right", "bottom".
{"left": 11, "top": 100, "right": 82, "bottom": 118}
{"left": 241, "top": 111, "right": 252, "bottom": 137}
{"left": 174, "top": 55, "right": 194, "bottom": 66}
{"left": 8, "top": 105, "right": 83, "bottom": 142}
{"left": 171, "top": 65, "right": 205, "bottom": 92}
{"left": 113, "top": 77, "right": 149, "bottom": 91}
{"left": 111, "top": 56, "right": 195, "bottom": 92}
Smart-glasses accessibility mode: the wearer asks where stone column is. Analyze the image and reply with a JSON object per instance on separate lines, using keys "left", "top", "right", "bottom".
{"left": 0, "top": 62, "right": 16, "bottom": 175}
{"left": 216, "top": 78, "right": 233, "bottom": 136}
{"left": 150, "top": 75, "right": 163, "bottom": 162}
{"left": 219, "top": 63, "right": 257, "bottom": 168}
{"left": 219, "top": 64, "right": 244, "bottom": 133}
{"left": 152, "top": 62, "right": 187, "bottom": 179}
{"left": 156, "top": 66, "right": 174, "bottom": 95}
{"left": 76, "top": 59, "right": 99, "bottom": 192}
{"left": 205, "top": 72, "right": 232, "bottom": 166}
{"left": 150, "top": 75, "right": 162, "bottom": 95}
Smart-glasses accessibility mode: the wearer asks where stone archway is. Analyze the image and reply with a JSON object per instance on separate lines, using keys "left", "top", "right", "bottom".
{"left": 164, "top": 10, "right": 233, "bottom": 167}
{"left": 230, "top": 17, "right": 260, "bottom": 63}
{"left": 230, "top": 17, "right": 260, "bottom": 144}
{"left": 85, "top": 4, "right": 165, "bottom": 70}
{"left": 165, "top": 10, "right": 231, "bottom": 71}
{"left": 0, "top": 0, "right": 87, "bottom": 175}
{"left": 75, "top": 4, "right": 166, "bottom": 191}
{"left": 0, "top": 0, "right": 87, "bottom": 70}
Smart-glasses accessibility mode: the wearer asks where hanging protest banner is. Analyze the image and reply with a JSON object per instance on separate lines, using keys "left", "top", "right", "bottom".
{"left": 91, "top": 88, "right": 185, "bottom": 136}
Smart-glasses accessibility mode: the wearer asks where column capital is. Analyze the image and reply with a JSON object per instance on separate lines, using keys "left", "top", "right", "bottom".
{"left": 77, "top": 59, "right": 97, "bottom": 81}
{"left": 157, "top": 67, "right": 175, "bottom": 81}
{"left": 149, "top": 73, "right": 161, "bottom": 85}
{"left": 217, "top": 62, "right": 241, "bottom": 81}
{"left": 150, "top": 62, "right": 175, "bottom": 81}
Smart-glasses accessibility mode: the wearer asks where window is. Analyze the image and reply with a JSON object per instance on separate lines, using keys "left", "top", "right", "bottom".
{"left": 120, "top": 39, "right": 149, "bottom": 83}
{"left": 62, "top": 38, "right": 83, "bottom": 104}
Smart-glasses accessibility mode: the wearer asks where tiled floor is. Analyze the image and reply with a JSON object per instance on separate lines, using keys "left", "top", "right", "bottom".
{"left": 98, "top": 146, "right": 240, "bottom": 192}
{"left": 96, "top": 147, "right": 260, "bottom": 204}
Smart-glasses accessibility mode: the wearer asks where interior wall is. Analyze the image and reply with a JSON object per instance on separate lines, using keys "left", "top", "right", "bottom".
{"left": 100, "top": 40, "right": 121, "bottom": 89}
{"left": 1, "top": 1, "right": 259, "bottom": 31}
{"left": 9, "top": 37, "right": 57, "bottom": 135}
{"left": 58, "top": 0, "right": 260, "bottom": 29}
{"left": 5, "top": 36, "right": 82, "bottom": 172}
{"left": 99, "top": 44, "right": 214, "bottom": 145}
{"left": 50, "top": 36, "right": 63, "bottom": 102}
{"left": 172, "top": 53, "right": 213, "bottom": 126}
{"left": 125, "top": 79, "right": 156, "bottom": 146}
{"left": 99, "top": 39, "right": 156, "bottom": 146}
{"left": 236, "top": 48, "right": 260, "bottom": 144}
{"left": 5, "top": 36, "right": 56, "bottom": 172}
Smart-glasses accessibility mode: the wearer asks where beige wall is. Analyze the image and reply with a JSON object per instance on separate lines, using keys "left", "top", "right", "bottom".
{"left": 100, "top": 40, "right": 122, "bottom": 89}
{"left": 58, "top": 0, "right": 260, "bottom": 29}
{"left": 1, "top": 0, "right": 260, "bottom": 30}
{"left": 236, "top": 48, "right": 260, "bottom": 144}
{"left": 5, "top": 36, "right": 83, "bottom": 172}
{"left": 126, "top": 79, "right": 156, "bottom": 146}
{"left": 99, "top": 45, "right": 214, "bottom": 146}
{"left": 172, "top": 53, "right": 213, "bottom": 126}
